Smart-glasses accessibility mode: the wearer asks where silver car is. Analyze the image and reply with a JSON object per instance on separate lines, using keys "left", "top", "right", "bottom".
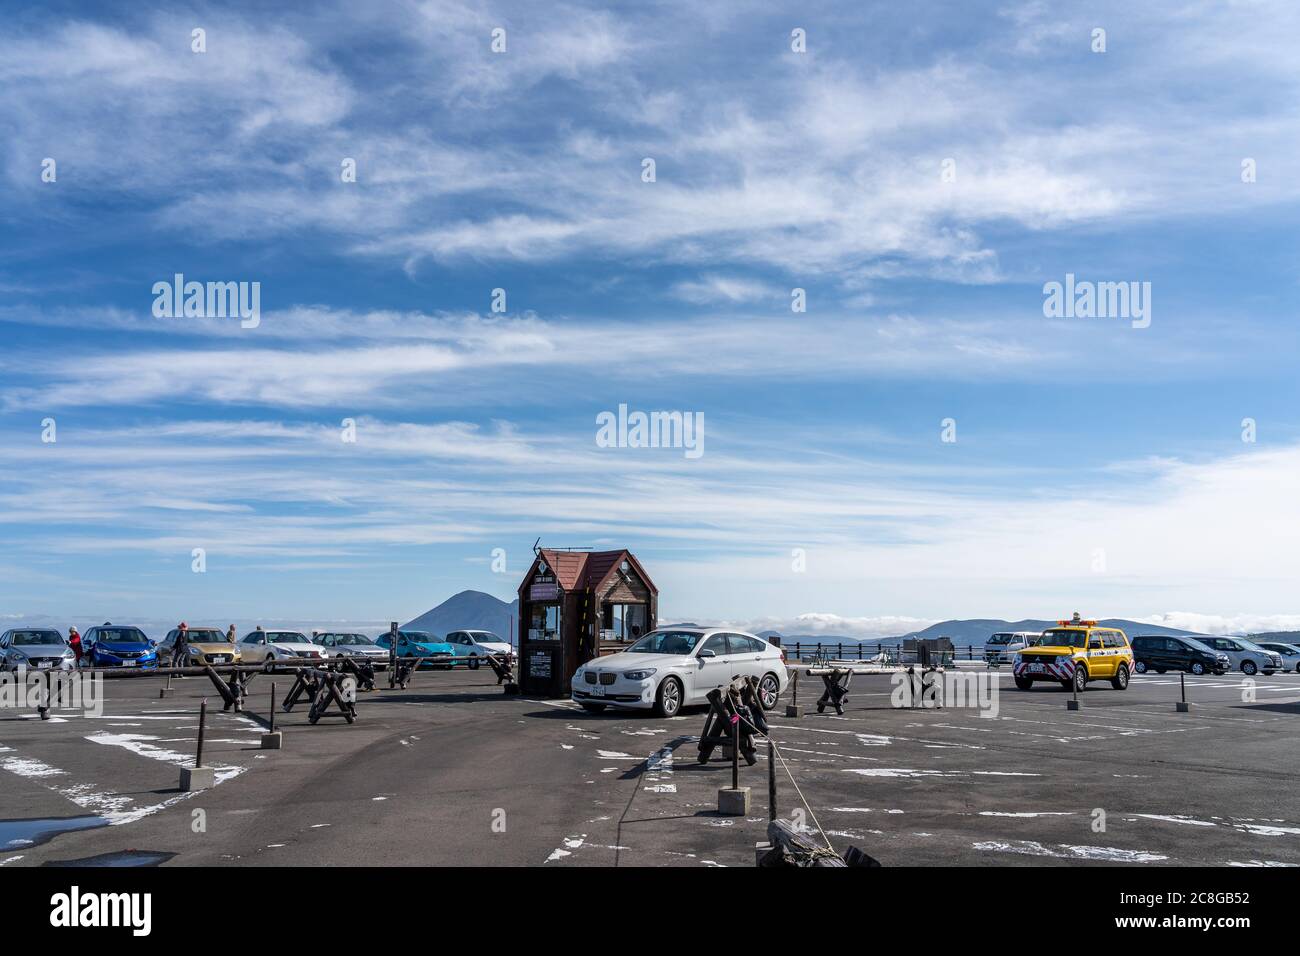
{"left": 1256, "top": 642, "right": 1300, "bottom": 673}
{"left": 314, "top": 632, "right": 388, "bottom": 665}
{"left": 1197, "top": 636, "right": 1283, "bottom": 676}
{"left": 0, "top": 629, "right": 75, "bottom": 672}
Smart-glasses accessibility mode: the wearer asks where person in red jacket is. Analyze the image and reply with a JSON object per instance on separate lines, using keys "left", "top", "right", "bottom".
{"left": 68, "top": 627, "right": 84, "bottom": 667}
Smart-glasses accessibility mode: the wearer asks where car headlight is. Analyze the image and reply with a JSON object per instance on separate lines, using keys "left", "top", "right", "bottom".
{"left": 623, "top": 669, "right": 657, "bottom": 680}
{"left": 62, "top": 650, "right": 74, "bottom": 660}
{"left": 1012, "top": 653, "right": 1022, "bottom": 665}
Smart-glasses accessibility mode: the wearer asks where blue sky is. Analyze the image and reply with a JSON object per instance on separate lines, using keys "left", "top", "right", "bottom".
{"left": 2, "top": 0, "right": 1299, "bottom": 637}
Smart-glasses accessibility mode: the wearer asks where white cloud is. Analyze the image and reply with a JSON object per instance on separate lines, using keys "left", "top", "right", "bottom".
{"left": 1134, "top": 613, "right": 1300, "bottom": 637}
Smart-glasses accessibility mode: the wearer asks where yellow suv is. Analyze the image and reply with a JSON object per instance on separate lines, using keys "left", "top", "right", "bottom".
{"left": 1013, "top": 615, "right": 1133, "bottom": 692}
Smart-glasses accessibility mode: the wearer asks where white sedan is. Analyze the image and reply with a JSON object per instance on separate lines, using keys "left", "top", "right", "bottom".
{"left": 444, "top": 630, "right": 513, "bottom": 668}
{"left": 238, "top": 630, "right": 325, "bottom": 667}
{"left": 571, "top": 627, "right": 788, "bottom": 718}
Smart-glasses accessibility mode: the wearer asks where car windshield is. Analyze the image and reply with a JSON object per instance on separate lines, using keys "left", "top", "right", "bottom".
{"left": 1040, "top": 629, "right": 1088, "bottom": 648}
{"left": 470, "top": 632, "right": 501, "bottom": 642}
{"left": 1181, "top": 637, "right": 1214, "bottom": 653}
{"left": 626, "top": 631, "right": 703, "bottom": 655}
{"left": 266, "top": 632, "right": 307, "bottom": 644}
{"left": 988, "top": 634, "right": 1010, "bottom": 644}
{"left": 336, "top": 634, "right": 373, "bottom": 646}
{"left": 403, "top": 632, "right": 435, "bottom": 643}
{"left": 95, "top": 628, "right": 149, "bottom": 644}
{"left": 185, "top": 630, "right": 225, "bottom": 642}
{"left": 11, "top": 631, "right": 65, "bottom": 646}
{"left": 1235, "top": 639, "right": 1268, "bottom": 653}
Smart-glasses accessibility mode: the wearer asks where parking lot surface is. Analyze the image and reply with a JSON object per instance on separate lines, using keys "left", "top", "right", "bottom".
{"left": 2, "top": 668, "right": 1298, "bottom": 867}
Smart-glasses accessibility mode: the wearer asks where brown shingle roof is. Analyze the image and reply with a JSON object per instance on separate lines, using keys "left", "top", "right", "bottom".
{"left": 533, "top": 548, "right": 657, "bottom": 595}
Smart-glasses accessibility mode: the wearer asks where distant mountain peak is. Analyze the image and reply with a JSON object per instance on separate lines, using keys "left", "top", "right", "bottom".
{"left": 403, "top": 589, "right": 519, "bottom": 643}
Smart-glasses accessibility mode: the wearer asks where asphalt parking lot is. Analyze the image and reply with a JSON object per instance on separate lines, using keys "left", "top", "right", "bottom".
{"left": 2, "top": 666, "right": 1298, "bottom": 867}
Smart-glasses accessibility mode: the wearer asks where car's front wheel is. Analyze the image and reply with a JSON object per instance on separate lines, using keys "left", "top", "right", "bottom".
{"left": 757, "top": 673, "right": 781, "bottom": 711}
{"left": 1111, "top": 663, "right": 1130, "bottom": 690}
{"left": 654, "top": 676, "right": 683, "bottom": 718}
{"left": 468, "top": 655, "right": 481, "bottom": 670}
{"left": 1073, "top": 665, "right": 1088, "bottom": 692}
{"left": 1191, "top": 662, "right": 1206, "bottom": 676}
{"left": 1134, "top": 660, "right": 1147, "bottom": 674}
{"left": 1242, "top": 660, "right": 1257, "bottom": 676}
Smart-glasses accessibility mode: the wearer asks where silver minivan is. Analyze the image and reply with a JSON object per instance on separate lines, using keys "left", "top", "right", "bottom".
{"left": 1255, "top": 641, "right": 1300, "bottom": 673}
{"left": 1196, "top": 636, "right": 1282, "bottom": 676}
{"left": 984, "top": 631, "right": 1040, "bottom": 663}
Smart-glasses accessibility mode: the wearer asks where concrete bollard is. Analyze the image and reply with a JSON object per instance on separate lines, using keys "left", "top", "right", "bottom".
{"left": 718, "top": 712, "right": 750, "bottom": 815}
{"left": 180, "top": 699, "right": 213, "bottom": 790}
{"left": 719, "top": 787, "right": 751, "bottom": 816}
{"left": 785, "top": 670, "right": 803, "bottom": 718}
{"left": 1176, "top": 672, "right": 1190, "bottom": 712}
{"left": 261, "top": 681, "right": 281, "bottom": 748}
{"left": 160, "top": 672, "right": 174, "bottom": 698}
{"left": 180, "top": 766, "right": 215, "bottom": 791}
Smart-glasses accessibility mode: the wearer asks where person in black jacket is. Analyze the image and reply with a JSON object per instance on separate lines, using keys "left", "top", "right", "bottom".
{"left": 172, "top": 622, "right": 189, "bottom": 671}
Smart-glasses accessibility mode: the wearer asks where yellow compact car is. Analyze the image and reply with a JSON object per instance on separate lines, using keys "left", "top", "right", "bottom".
{"left": 159, "top": 627, "right": 242, "bottom": 666}
{"left": 1013, "top": 614, "right": 1133, "bottom": 692}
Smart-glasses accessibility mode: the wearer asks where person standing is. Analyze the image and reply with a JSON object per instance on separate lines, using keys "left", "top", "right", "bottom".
{"left": 172, "top": 622, "right": 189, "bottom": 671}
{"left": 68, "top": 626, "right": 84, "bottom": 668}
{"left": 226, "top": 624, "right": 237, "bottom": 644}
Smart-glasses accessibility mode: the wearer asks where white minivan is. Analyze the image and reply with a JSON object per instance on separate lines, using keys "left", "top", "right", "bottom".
{"left": 571, "top": 627, "right": 788, "bottom": 718}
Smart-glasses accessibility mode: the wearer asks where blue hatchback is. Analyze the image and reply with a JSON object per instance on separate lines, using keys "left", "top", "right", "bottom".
{"left": 84, "top": 625, "right": 158, "bottom": 668}
{"left": 374, "top": 629, "right": 455, "bottom": 668}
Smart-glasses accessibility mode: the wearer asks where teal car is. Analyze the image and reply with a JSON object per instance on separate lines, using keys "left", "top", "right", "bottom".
{"left": 374, "top": 630, "right": 455, "bottom": 668}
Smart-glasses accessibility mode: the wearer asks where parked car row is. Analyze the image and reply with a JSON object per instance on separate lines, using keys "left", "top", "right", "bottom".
{"left": 991, "top": 617, "right": 1296, "bottom": 688}
{"left": 1, "top": 623, "right": 516, "bottom": 672}
{"left": 1131, "top": 635, "right": 1289, "bottom": 676}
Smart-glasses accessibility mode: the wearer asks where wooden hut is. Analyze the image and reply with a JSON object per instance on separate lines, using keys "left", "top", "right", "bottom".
{"left": 517, "top": 548, "right": 658, "bottom": 697}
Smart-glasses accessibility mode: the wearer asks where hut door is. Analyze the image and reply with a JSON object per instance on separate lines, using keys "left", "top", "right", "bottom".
{"left": 522, "top": 601, "right": 563, "bottom": 696}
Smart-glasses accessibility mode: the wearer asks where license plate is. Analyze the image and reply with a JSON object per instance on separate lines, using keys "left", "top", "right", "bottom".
{"left": 1029, "top": 663, "right": 1045, "bottom": 674}
{"left": 121, "top": 660, "right": 137, "bottom": 668}
{"left": 592, "top": 685, "right": 605, "bottom": 697}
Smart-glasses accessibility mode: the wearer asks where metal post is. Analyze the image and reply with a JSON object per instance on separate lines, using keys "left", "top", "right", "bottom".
{"left": 768, "top": 738, "right": 777, "bottom": 822}
{"left": 791, "top": 669, "right": 799, "bottom": 706}
{"left": 388, "top": 620, "right": 398, "bottom": 689}
{"left": 195, "top": 698, "right": 207, "bottom": 768}
{"left": 1180, "top": 672, "right": 1186, "bottom": 703}
{"left": 270, "top": 682, "right": 276, "bottom": 733}
{"left": 731, "top": 712, "right": 739, "bottom": 791}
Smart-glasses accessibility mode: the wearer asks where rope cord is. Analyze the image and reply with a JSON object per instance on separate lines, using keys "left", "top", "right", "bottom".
{"left": 734, "top": 706, "right": 835, "bottom": 852}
